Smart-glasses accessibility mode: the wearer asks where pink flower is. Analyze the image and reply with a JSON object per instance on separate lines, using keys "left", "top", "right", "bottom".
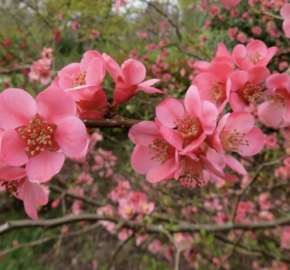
{"left": 156, "top": 85, "right": 218, "bottom": 153}
{"left": 230, "top": 9, "right": 239, "bottom": 18}
{"left": 252, "top": 26, "right": 262, "bottom": 36}
{"left": 0, "top": 87, "right": 87, "bottom": 182}
{"left": 118, "top": 199, "right": 135, "bottom": 219}
{"left": 258, "top": 192, "right": 271, "bottom": 210}
{"left": 1, "top": 175, "right": 49, "bottom": 220}
{"left": 129, "top": 121, "right": 178, "bottom": 183}
{"left": 258, "top": 73, "right": 290, "bottom": 127}
{"left": 279, "top": 61, "right": 289, "bottom": 71}
{"left": 137, "top": 32, "right": 148, "bottom": 38}
{"left": 228, "top": 66, "right": 270, "bottom": 111}
{"left": 192, "top": 62, "right": 234, "bottom": 112}
{"left": 54, "top": 50, "right": 107, "bottom": 119}
{"left": 58, "top": 13, "right": 63, "bottom": 21}
{"left": 203, "top": 20, "right": 211, "bottom": 29}
{"left": 71, "top": 21, "right": 78, "bottom": 31}
{"left": 89, "top": 29, "right": 100, "bottom": 39}
{"left": 236, "top": 32, "right": 247, "bottom": 43}
{"left": 233, "top": 40, "right": 277, "bottom": 71}
{"left": 102, "top": 54, "right": 162, "bottom": 104}
{"left": 281, "top": 4, "right": 290, "bottom": 38}
{"left": 228, "top": 27, "right": 238, "bottom": 41}
{"left": 218, "top": 0, "right": 241, "bottom": 8}
{"left": 173, "top": 233, "right": 193, "bottom": 251}
{"left": 194, "top": 43, "right": 233, "bottom": 72}
{"left": 212, "top": 112, "right": 264, "bottom": 174}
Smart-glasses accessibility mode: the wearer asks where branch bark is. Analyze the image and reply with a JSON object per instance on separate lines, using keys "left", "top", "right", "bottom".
{"left": 82, "top": 115, "right": 141, "bottom": 128}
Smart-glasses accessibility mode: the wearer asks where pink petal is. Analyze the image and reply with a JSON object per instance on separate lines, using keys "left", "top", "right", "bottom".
{"left": 129, "top": 121, "right": 161, "bottom": 146}
{"left": 228, "top": 71, "right": 248, "bottom": 91}
{"left": 54, "top": 116, "right": 88, "bottom": 157}
{"left": 192, "top": 72, "right": 220, "bottom": 92}
{"left": 281, "top": 4, "right": 290, "bottom": 19}
{"left": 102, "top": 53, "right": 121, "bottom": 81}
{"left": 26, "top": 151, "right": 65, "bottom": 183}
{"left": 248, "top": 66, "right": 270, "bottom": 84}
{"left": 158, "top": 125, "right": 183, "bottom": 150}
{"left": 181, "top": 133, "right": 206, "bottom": 154}
{"left": 36, "top": 86, "right": 76, "bottom": 123}
{"left": 1, "top": 129, "right": 28, "bottom": 166}
{"left": 284, "top": 101, "right": 290, "bottom": 122}
{"left": 70, "top": 138, "right": 89, "bottom": 163}
{"left": 223, "top": 154, "right": 247, "bottom": 174}
{"left": 85, "top": 57, "right": 105, "bottom": 86}
{"left": 17, "top": 179, "right": 49, "bottom": 221}
{"left": 200, "top": 101, "right": 218, "bottom": 134}
{"left": 246, "top": 40, "right": 267, "bottom": 57}
{"left": 131, "top": 145, "right": 159, "bottom": 174}
{"left": 200, "top": 156, "right": 224, "bottom": 177}
{"left": 80, "top": 50, "right": 104, "bottom": 73}
{"left": 224, "top": 112, "right": 254, "bottom": 134}
{"left": 138, "top": 79, "right": 162, "bottom": 94}
{"left": 156, "top": 99, "right": 184, "bottom": 128}
{"left": 65, "top": 85, "right": 99, "bottom": 101}
{"left": 266, "top": 73, "right": 290, "bottom": 90}
{"left": 208, "top": 63, "right": 234, "bottom": 84}
{"left": 283, "top": 19, "right": 290, "bottom": 38}
{"left": 58, "top": 63, "right": 81, "bottom": 90}
{"left": 146, "top": 157, "right": 176, "bottom": 183}
{"left": 218, "top": 0, "right": 241, "bottom": 7}
{"left": 233, "top": 44, "right": 253, "bottom": 71}
{"left": 257, "top": 47, "right": 278, "bottom": 67}
{"left": 229, "top": 92, "right": 246, "bottom": 112}
{"left": 184, "top": 85, "right": 201, "bottom": 117}
{"left": 115, "top": 0, "right": 121, "bottom": 13}
{"left": 0, "top": 160, "right": 26, "bottom": 180}
{"left": 239, "top": 126, "right": 264, "bottom": 156}
{"left": 121, "top": 59, "right": 146, "bottom": 86}
{"left": 258, "top": 101, "right": 284, "bottom": 127}
{"left": 222, "top": 173, "right": 239, "bottom": 182}
{"left": 193, "top": 61, "right": 210, "bottom": 72}
{"left": 0, "top": 88, "right": 37, "bottom": 129}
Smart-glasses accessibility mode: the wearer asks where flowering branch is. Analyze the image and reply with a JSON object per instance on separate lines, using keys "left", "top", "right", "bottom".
{"left": 2, "top": 214, "right": 290, "bottom": 236}
{"left": 81, "top": 115, "right": 141, "bottom": 128}
{"left": 230, "top": 154, "right": 290, "bottom": 222}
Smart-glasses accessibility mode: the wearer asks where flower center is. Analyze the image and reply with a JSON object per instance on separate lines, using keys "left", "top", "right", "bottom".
{"left": 148, "top": 138, "right": 170, "bottom": 164}
{"left": 237, "top": 82, "right": 263, "bottom": 103}
{"left": 71, "top": 70, "right": 87, "bottom": 88}
{"left": 178, "top": 170, "right": 205, "bottom": 188}
{"left": 1, "top": 178, "right": 25, "bottom": 197}
{"left": 175, "top": 116, "right": 203, "bottom": 139}
{"left": 208, "top": 82, "right": 226, "bottom": 102}
{"left": 268, "top": 88, "right": 290, "bottom": 108}
{"left": 17, "top": 115, "right": 59, "bottom": 157}
{"left": 244, "top": 52, "right": 262, "bottom": 64}
{"left": 220, "top": 129, "right": 248, "bottom": 154}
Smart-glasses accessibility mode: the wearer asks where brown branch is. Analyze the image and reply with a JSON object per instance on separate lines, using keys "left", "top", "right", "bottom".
{"left": 2, "top": 213, "right": 290, "bottom": 236}
{"left": 82, "top": 115, "right": 141, "bottom": 128}
{"left": 104, "top": 233, "right": 135, "bottom": 270}
{"left": 0, "top": 65, "right": 30, "bottom": 74}
{"left": 48, "top": 184, "right": 103, "bottom": 207}
{"left": 230, "top": 154, "right": 290, "bottom": 222}
{"left": 0, "top": 223, "right": 101, "bottom": 256}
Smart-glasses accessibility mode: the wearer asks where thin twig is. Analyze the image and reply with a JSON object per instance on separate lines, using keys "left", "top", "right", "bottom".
{"left": 104, "top": 233, "right": 135, "bottom": 270}
{"left": 230, "top": 154, "right": 290, "bottom": 222}
{"left": 82, "top": 115, "right": 141, "bottom": 128}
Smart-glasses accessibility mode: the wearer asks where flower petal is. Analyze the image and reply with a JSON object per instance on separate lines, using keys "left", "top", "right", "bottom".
{"left": 200, "top": 101, "right": 218, "bottom": 134}
{"left": 121, "top": 59, "right": 146, "bottom": 86}
{"left": 36, "top": 86, "right": 76, "bottom": 123}
{"left": 1, "top": 129, "right": 28, "bottom": 166}
{"left": 184, "top": 85, "right": 201, "bottom": 117}
{"left": 0, "top": 88, "right": 37, "bottom": 129}
{"left": 223, "top": 154, "right": 247, "bottom": 174}
{"left": 129, "top": 121, "right": 161, "bottom": 146}
{"left": 156, "top": 99, "right": 184, "bottom": 128}
{"left": 26, "top": 151, "right": 65, "bottom": 183}
{"left": 54, "top": 116, "right": 88, "bottom": 157}
{"left": 239, "top": 126, "right": 264, "bottom": 156}
{"left": 258, "top": 101, "right": 283, "bottom": 127}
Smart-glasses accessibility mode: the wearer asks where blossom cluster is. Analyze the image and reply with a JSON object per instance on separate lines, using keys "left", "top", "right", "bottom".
{"left": 28, "top": 47, "right": 54, "bottom": 85}
{"left": 0, "top": 50, "right": 160, "bottom": 220}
